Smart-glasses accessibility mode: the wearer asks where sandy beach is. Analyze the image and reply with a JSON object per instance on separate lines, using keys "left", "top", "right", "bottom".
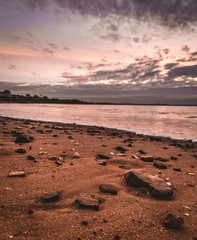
{"left": 0, "top": 116, "right": 196, "bottom": 240}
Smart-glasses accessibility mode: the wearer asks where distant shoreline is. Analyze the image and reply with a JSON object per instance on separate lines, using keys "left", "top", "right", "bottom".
{"left": 0, "top": 101, "right": 196, "bottom": 107}
{"left": 0, "top": 90, "right": 196, "bottom": 106}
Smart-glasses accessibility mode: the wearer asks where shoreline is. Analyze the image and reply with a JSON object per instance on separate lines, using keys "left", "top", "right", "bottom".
{"left": 1, "top": 115, "right": 196, "bottom": 143}
{"left": 0, "top": 116, "right": 197, "bottom": 240}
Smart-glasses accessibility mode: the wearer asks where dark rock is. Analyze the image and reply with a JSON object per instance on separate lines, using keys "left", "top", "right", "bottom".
{"left": 8, "top": 171, "right": 26, "bottom": 177}
{"left": 124, "top": 169, "right": 173, "bottom": 199}
{"left": 36, "top": 129, "right": 44, "bottom": 134}
{"left": 99, "top": 184, "right": 118, "bottom": 195}
{"left": 27, "top": 155, "right": 35, "bottom": 160}
{"left": 171, "top": 156, "right": 178, "bottom": 160}
{"left": 115, "top": 146, "right": 126, "bottom": 152}
{"left": 155, "top": 157, "right": 168, "bottom": 162}
{"left": 140, "top": 155, "right": 154, "bottom": 162}
{"left": 102, "top": 144, "right": 107, "bottom": 147}
{"left": 103, "top": 219, "right": 108, "bottom": 223}
{"left": 154, "top": 161, "right": 167, "bottom": 169}
{"left": 68, "top": 136, "right": 73, "bottom": 139}
{"left": 96, "top": 154, "right": 110, "bottom": 160}
{"left": 44, "top": 125, "right": 50, "bottom": 128}
{"left": 138, "top": 149, "right": 146, "bottom": 154}
{"left": 40, "top": 191, "right": 60, "bottom": 202}
{"left": 55, "top": 160, "right": 62, "bottom": 166}
{"left": 114, "top": 236, "right": 120, "bottom": 240}
{"left": 14, "top": 135, "right": 32, "bottom": 143}
{"left": 127, "top": 144, "right": 132, "bottom": 147}
{"left": 49, "top": 156, "right": 58, "bottom": 161}
{"left": 163, "top": 213, "right": 184, "bottom": 229}
{"left": 15, "top": 148, "right": 26, "bottom": 154}
{"left": 28, "top": 210, "right": 34, "bottom": 214}
{"left": 45, "top": 130, "right": 52, "bottom": 133}
{"left": 75, "top": 194, "right": 99, "bottom": 210}
{"left": 173, "top": 168, "right": 181, "bottom": 172}
{"left": 53, "top": 134, "right": 59, "bottom": 137}
{"left": 98, "top": 161, "right": 107, "bottom": 166}
{"left": 81, "top": 221, "right": 88, "bottom": 226}
{"left": 163, "top": 147, "right": 168, "bottom": 149}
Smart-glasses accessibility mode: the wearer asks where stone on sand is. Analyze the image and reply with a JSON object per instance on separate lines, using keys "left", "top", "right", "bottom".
{"left": 15, "top": 148, "right": 26, "bottom": 154}
{"left": 153, "top": 161, "right": 167, "bottom": 169}
{"left": 75, "top": 194, "right": 99, "bottom": 210}
{"left": 40, "top": 191, "right": 60, "bottom": 202}
{"left": 124, "top": 169, "right": 173, "bottom": 198}
{"left": 162, "top": 213, "right": 184, "bottom": 229}
{"left": 140, "top": 155, "right": 154, "bottom": 162}
{"left": 96, "top": 154, "right": 110, "bottom": 160}
{"left": 99, "top": 184, "right": 118, "bottom": 195}
{"left": 8, "top": 171, "right": 26, "bottom": 177}
{"left": 14, "top": 135, "right": 32, "bottom": 143}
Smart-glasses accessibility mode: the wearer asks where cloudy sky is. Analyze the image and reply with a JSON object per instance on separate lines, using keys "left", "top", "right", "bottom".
{"left": 0, "top": 0, "right": 197, "bottom": 104}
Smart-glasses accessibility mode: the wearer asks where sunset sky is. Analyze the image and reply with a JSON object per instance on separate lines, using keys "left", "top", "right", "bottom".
{"left": 0, "top": 0, "right": 197, "bottom": 104}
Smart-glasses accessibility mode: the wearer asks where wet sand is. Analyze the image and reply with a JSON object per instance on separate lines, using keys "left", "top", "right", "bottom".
{"left": 0, "top": 116, "right": 196, "bottom": 240}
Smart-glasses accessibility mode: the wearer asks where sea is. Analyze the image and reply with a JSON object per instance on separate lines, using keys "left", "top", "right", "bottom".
{"left": 0, "top": 103, "right": 197, "bottom": 142}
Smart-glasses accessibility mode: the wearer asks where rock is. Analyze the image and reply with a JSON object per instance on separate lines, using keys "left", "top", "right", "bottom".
{"left": 28, "top": 210, "right": 34, "bottom": 214}
{"left": 155, "top": 157, "right": 168, "bottom": 162}
{"left": 36, "top": 129, "right": 44, "bottom": 134}
{"left": 154, "top": 161, "right": 167, "bottom": 169}
{"left": 55, "top": 160, "right": 62, "bottom": 166}
{"left": 49, "top": 156, "right": 58, "bottom": 161}
{"left": 81, "top": 221, "right": 88, "bottom": 226}
{"left": 27, "top": 155, "right": 36, "bottom": 160}
{"left": 15, "top": 148, "right": 26, "bottom": 154}
{"left": 53, "top": 126, "right": 64, "bottom": 130}
{"left": 73, "top": 152, "right": 80, "bottom": 158}
{"left": 52, "top": 134, "right": 59, "bottom": 137}
{"left": 98, "top": 161, "right": 107, "bottom": 166}
{"left": 162, "top": 213, "right": 184, "bottom": 229}
{"left": 124, "top": 169, "right": 173, "bottom": 198}
{"left": 96, "top": 154, "right": 110, "bottom": 160}
{"left": 14, "top": 135, "right": 32, "bottom": 143}
{"left": 115, "top": 146, "right": 126, "bottom": 152}
{"left": 99, "top": 184, "right": 118, "bottom": 195}
{"left": 138, "top": 149, "right": 146, "bottom": 154}
{"left": 140, "top": 155, "right": 154, "bottom": 162}
{"left": 173, "top": 168, "right": 181, "bottom": 172}
{"left": 8, "top": 171, "right": 26, "bottom": 177}
{"left": 114, "top": 236, "right": 121, "bottom": 240}
{"left": 75, "top": 194, "right": 99, "bottom": 210}
{"left": 40, "top": 191, "right": 60, "bottom": 202}
{"left": 171, "top": 156, "right": 177, "bottom": 160}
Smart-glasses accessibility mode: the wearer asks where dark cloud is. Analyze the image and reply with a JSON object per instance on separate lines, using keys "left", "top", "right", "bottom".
{"left": 132, "top": 37, "right": 140, "bottom": 43}
{"left": 101, "top": 32, "right": 120, "bottom": 42}
{"left": 107, "top": 24, "right": 119, "bottom": 32}
{"left": 168, "top": 65, "right": 197, "bottom": 78}
{"left": 141, "top": 70, "right": 161, "bottom": 78}
{"left": 182, "top": 45, "right": 190, "bottom": 52}
{"left": 8, "top": 64, "right": 15, "bottom": 70}
{"left": 164, "top": 63, "right": 178, "bottom": 69}
{"left": 42, "top": 48, "right": 54, "bottom": 55}
{"left": 15, "top": 0, "right": 197, "bottom": 28}
{"left": 163, "top": 48, "right": 169, "bottom": 55}
{"left": 191, "top": 51, "right": 197, "bottom": 56}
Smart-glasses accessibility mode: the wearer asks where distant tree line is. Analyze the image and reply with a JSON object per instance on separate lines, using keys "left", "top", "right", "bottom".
{"left": 0, "top": 90, "right": 88, "bottom": 104}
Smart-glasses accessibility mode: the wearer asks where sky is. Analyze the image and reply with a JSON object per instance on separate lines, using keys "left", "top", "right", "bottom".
{"left": 0, "top": 0, "right": 197, "bottom": 104}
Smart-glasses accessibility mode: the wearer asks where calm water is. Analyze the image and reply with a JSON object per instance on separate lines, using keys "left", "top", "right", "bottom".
{"left": 0, "top": 103, "right": 197, "bottom": 141}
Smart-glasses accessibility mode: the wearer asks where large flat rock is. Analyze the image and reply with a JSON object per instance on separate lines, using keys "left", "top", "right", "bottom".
{"left": 75, "top": 194, "right": 99, "bottom": 210}
{"left": 124, "top": 169, "right": 173, "bottom": 199}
